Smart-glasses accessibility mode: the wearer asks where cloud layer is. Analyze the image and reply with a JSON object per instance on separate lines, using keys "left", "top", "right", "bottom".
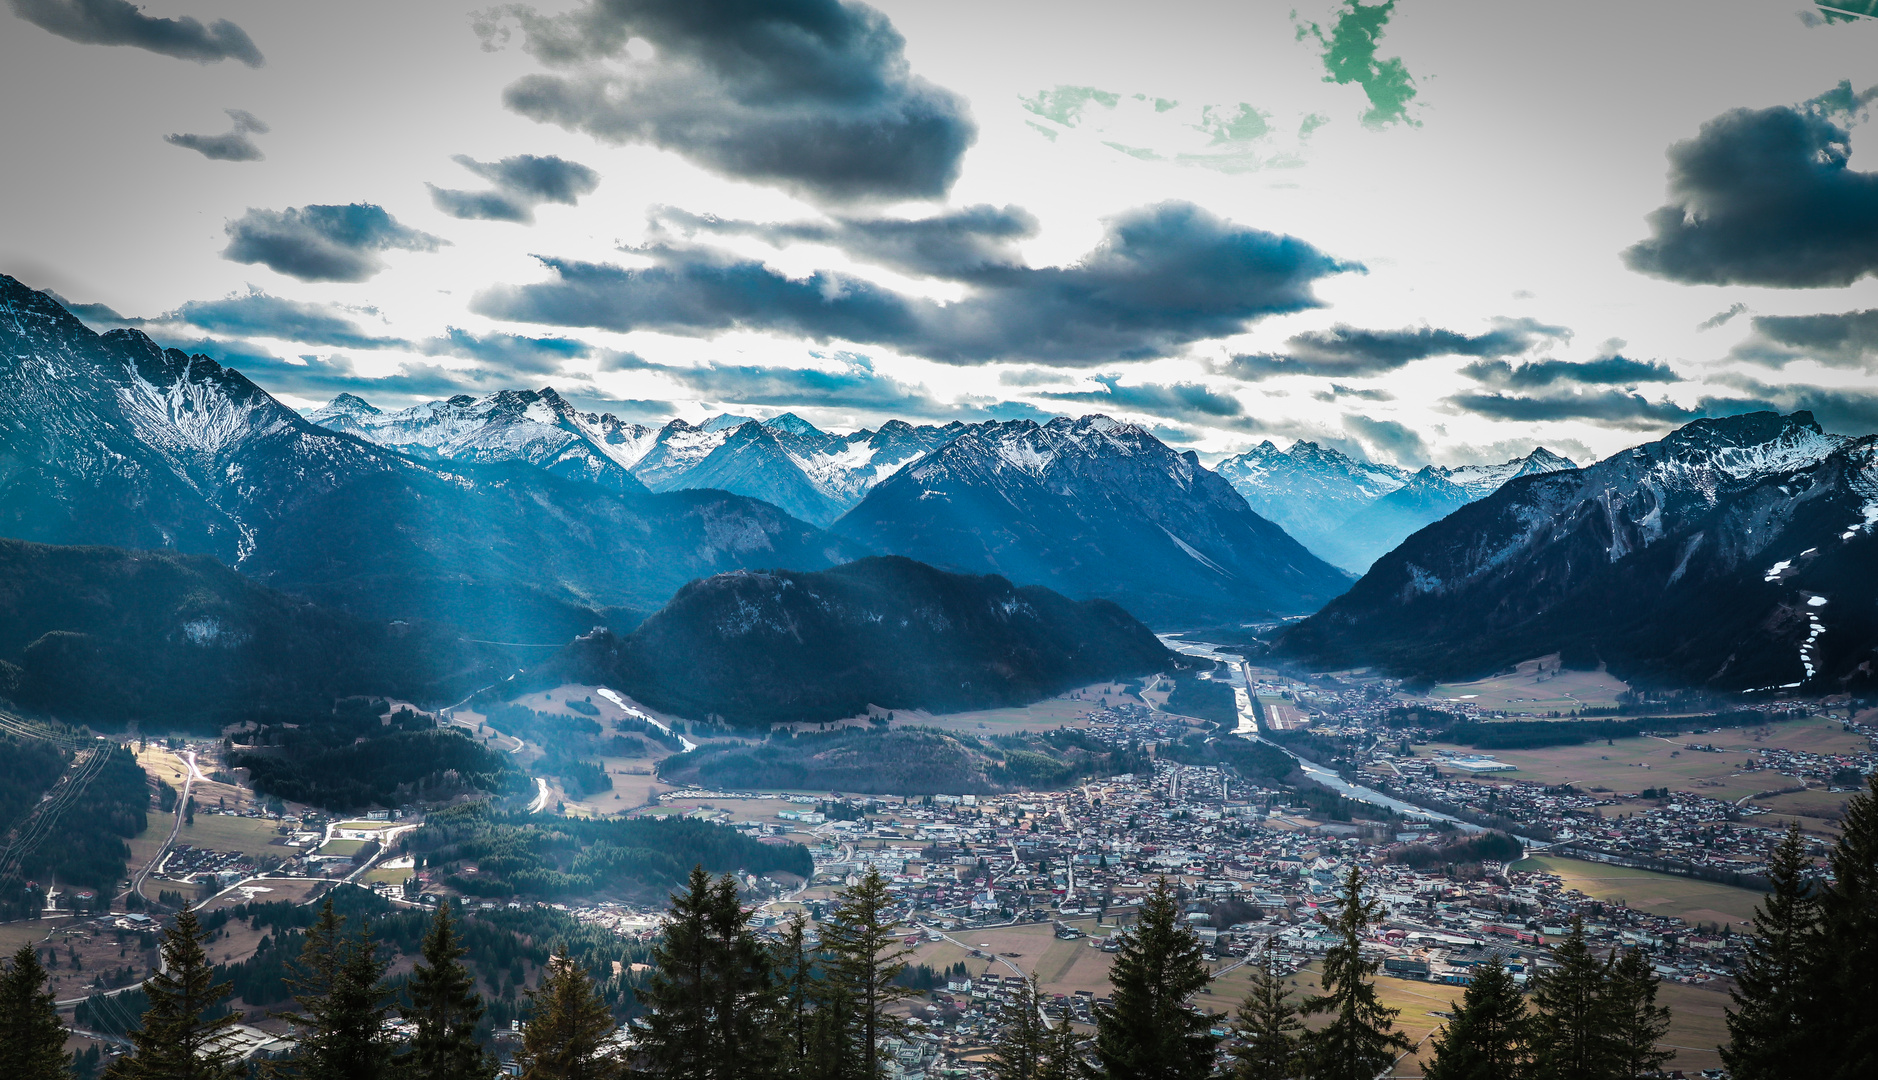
{"left": 476, "top": 201, "right": 1354, "bottom": 364}
{"left": 9, "top": 0, "right": 262, "bottom": 65}
{"left": 222, "top": 204, "right": 446, "bottom": 283}
{"left": 1224, "top": 317, "right": 1566, "bottom": 379}
{"left": 654, "top": 204, "right": 1039, "bottom": 277}
{"left": 429, "top": 154, "right": 599, "bottom": 223}
{"left": 1624, "top": 95, "right": 1878, "bottom": 287}
{"left": 478, "top": 0, "right": 974, "bottom": 203}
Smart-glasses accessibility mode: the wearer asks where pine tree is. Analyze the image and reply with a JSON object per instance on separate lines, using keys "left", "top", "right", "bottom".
{"left": 1818, "top": 775, "right": 1878, "bottom": 1080}
{"left": 1723, "top": 824, "right": 1824, "bottom": 1080}
{"left": 1422, "top": 954, "right": 1531, "bottom": 1080}
{"left": 1606, "top": 948, "right": 1671, "bottom": 1080}
{"left": 1301, "top": 865, "right": 1411, "bottom": 1080}
{"left": 401, "top": 902, "right": 493, "bottom": 1080}
{"left": 1091, "top": 877, "right": 1219, "bottom": 1080}
{"left": 1036, "top": 1013, "right": 1085, "bottom": 1080}
{"left": 637, "top": 867, "right": 778, "bottom": 1080}
{"left": 772, "top": 913, "right": 817, "bottom": 1080}
{"left": 820, "top": 868, "right": 916, "bottom": 1079}
{"left": 1230, "top": 938, "right": 1302, "bottom": 1080}
{"left": 0, "top": 944, "right": 71, "bottom": 1080}
{"left": 519, "top": 947, "right": 620, "bottom": 1080}
{"left": 1529, "top": 917, "right": 1614, "bottom": 1080}
{"left": 278, "top": 898, "right": 393, "bottom": 1080}
{"left": 989, "top": 976, "right": 1049, "bottom": 1080}
{"left": 104, "top": 905, "right": 243, "bottom": 1080}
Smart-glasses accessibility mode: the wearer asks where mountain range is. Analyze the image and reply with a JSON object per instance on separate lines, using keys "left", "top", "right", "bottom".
{"left": 830, "top": 416, "right": 1350, "bottom": 627}
{"left": 1279, "top": 411, "right": 1878, "bottom": 693}
{"left": 1216, "top": 440, "right": 1578, "bottom": 572}
{"left": 311, "top": 390, "right": 960, "bottom": 526}
{"left": 308, "top": 391, "right": 1353, "bottom": 628}
{"left": 531, "top": 555, "right": 1174, "bottom": 725}
{"left": 0, "top": 275, "right": 852, "bottom": 648}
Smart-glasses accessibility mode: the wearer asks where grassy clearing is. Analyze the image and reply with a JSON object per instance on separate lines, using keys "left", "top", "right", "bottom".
{"left": 1430, "top": 659, "right": 1630, "bottom": 713}
{"left": 317, "top": 838, "right": 368, "bottom": 858}
{"left": 1417, "top": 737, "right": 1774, "bottom": 801}
{"left": 178, "top": 815, "right": 290, "bottom": 859}
{"left": 1515, "top": 854, "right": 1765, "bottom": 929}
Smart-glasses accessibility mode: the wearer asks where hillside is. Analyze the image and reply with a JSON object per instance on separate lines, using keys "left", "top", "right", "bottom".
{"left": 0, "top": 538, "right": 506, "bottom": 727}
{"left": 0, "top": 277, "right": 856, "bottom": 647}
{"left": 1280, "top": 412, "right": 1878, "bottom": 691}
{"left": 532, "top": 555, "right": 1174, "bottom": 724}
{"left": 658, "top": 726, "right": 1152, "bottom": 796}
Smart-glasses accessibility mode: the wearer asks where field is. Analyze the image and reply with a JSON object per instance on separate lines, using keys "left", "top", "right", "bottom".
{"left": 177, "top": 815, "right": 292, "bottom": 859}
{"left": 894, "top": 682, "right": 1149, "bottom": 737}
{"left": 317, "top": 838, "right": 368, "bottom": 858}
{"left": 1429, "top": 657, "right": 1630, "bottom": 714}
{"left": 1515, "top": 854, "right": 1766, "bottom": 929}
{"left": 1419, "top": 735, "right": 1773, "bottom": 802}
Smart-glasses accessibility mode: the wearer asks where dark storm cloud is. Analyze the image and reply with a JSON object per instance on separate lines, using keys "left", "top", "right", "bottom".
{"left": 165, "top": 291, "right": 406, "bottom": 349}
{"left": 1344, "top": 414, "right": 1428, "bottom": 466}
{"left": 9, "top": 0, "right": 262, "bottom": 65}
{"left": 1730, "top": 308, "right": 1878, "bottom": 368}
{"left": 44, "top": 291, "right": 137, "bottom": 328}
{"left": 418, "top": 327, "right": 592, "bottom": 374}
{"left": 1447, "top": 389, "right": 1702, "bottom": 429}
{"left": 593, "top": 349, "right": 1046, "bottom": 420}
{"left": 1222, "top": 317, "right": 1567, "bottom": 380}
{"left": 474, "top": 0, "right": 974, "bottom": 202}
{"left": 654, "top": 204, "right": 1039, "bottom": 277}
{"left": 221, "top": 204, "right": 447, "bottom": 283}
{"left": 475, "top": 202, "right": 1353, "bottom": 365}
{"left": 165, "top": 109, "right": 268, "bottom": 162}
{"left": 1039, "top": 377, "right": 1248, "bottom": 425}
{"left": 1461, "top": 354, "right": 1678, "bottom": 388}
{"left": 1624, "top": 95, "right": 1878, "bottom": 287}
{"left": 428, "top": 154, "right": 599, "bottom": 224}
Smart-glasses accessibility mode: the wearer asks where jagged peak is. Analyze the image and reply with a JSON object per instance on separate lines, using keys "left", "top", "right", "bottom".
{"left": 701, "top": 412, "right": 756, "bottom": 432}
{"left": 762, "top": 412, "right": 823, "bottom": 436}
{"left": 324, "top": 393, "right": 380, "bottom": 416}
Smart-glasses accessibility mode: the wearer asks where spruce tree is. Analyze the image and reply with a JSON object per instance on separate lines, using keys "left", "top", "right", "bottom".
{"left": 989, "top": 976, "right": 1049, "bottom": 1080}
{"left": 1819, "top": 776, "right": 1878, "bottom": 1080}
{"left": 518, "top": 947, "right": 620, "bottom": 1080}
{"left": 1091, "top": 877, "right": 1219, "bottom": 1080}
{"left": 0, "top": 944, "right": 71, "bottom": 1080}
{"left": 1301, "top": 865, "right": 1411, "bottom": 1080}
{"left": 1036, "top": 1013, "right": 1084, "bottom": 1080}
{"left": 637, "top": 867, "right": 777, "bottom": 1080}
{"left": 772, "top": 913, "right": 816, "bottom": 1080}
{"left": 820, "top": 868, "right": 916, "bottom": 1079}
{"left": 104, "top": 905, "right": 243, "bottom": 1080}
{"left": 279, "top": 899, "right": 392, "bottom": 1080}
{"left": 1723, "top": 824, "right": 1823, "bottom": 1080}
{"left": 401, "top": 902, "right": 492, "bottom": 1080}
{"left": 1422, "top": 954, "right": 1531, "bottom": 1080}
{"left": 1230, "top": 938, "right": 1302, "bottom": 1080}
{"left": 1605, "top": 948, "right": 1671, "bottom": 1080}
{"left": 1529, "top": 917, "right": 1614, "bottom": 1080}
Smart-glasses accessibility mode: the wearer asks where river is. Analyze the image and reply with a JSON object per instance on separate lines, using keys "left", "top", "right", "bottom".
{"left": 1161, "top": 636, "right": 1486, "bottom": 832}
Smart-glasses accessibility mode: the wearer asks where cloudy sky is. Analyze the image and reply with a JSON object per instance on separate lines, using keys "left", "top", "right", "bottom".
{"left": 5, "top": 0, "right": 1878, "bottom": 467}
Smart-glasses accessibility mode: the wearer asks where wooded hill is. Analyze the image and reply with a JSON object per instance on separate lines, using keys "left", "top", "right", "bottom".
{"left": 527, "top": 556, "right": 1174, "bottom": 726}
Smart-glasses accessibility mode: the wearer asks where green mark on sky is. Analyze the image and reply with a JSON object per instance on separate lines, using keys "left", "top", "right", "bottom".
{"left": 1199, "top": 103, "right": 1272, "bottom": 144}
{"left": 1296, "top": 0, "right": 1419, "bottom": 128}
{"left": 1020, "top": 85, "right": 1122, "bottom": 126}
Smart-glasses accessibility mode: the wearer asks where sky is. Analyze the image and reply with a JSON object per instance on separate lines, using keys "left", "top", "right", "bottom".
{"left": 4, "top": 0, "right": 1878, "bottom": 468}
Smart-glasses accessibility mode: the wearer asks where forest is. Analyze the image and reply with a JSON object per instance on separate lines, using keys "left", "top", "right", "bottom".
{"left": 228, "top": 697, "right": 527, "bottom": 811}
{"left": 400, "top": 801, "right": 812, "bottom": 900}
{"left": 0, "top": 734, "right": 147, "bottom": 917}
{"left": 658, "top": 726, "right": 1152, "bottom": 797}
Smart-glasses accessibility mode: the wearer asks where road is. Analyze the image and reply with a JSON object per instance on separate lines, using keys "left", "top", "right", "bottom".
{"left": 527, "top": 777, "right": 553, "bottom": 814}
{"left": 118, "top": 748, "right": 196, "bottom": 908}
{"left": 596, "top": 688, "right": 698, "bottom": 752}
